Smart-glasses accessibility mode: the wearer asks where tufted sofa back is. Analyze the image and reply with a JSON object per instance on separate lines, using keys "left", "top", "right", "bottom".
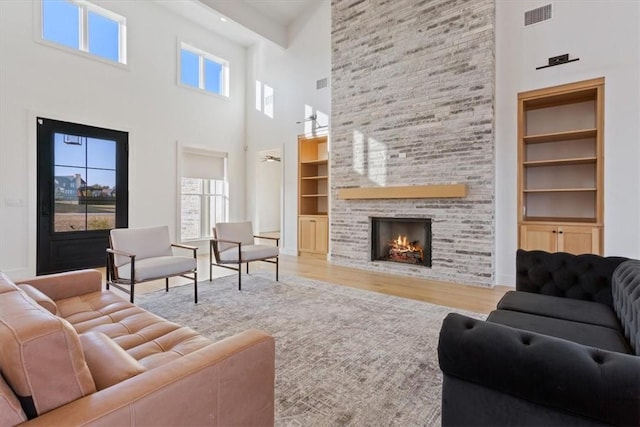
{"left": 515, "top": 249, "right": 629, "bottom": 306}
{"left": 612, "top": 260, "right": 640, "bottom": 355}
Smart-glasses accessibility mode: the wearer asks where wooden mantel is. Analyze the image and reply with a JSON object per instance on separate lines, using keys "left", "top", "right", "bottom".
{"left": 337, "top": 184, "right": 467, "bottom": 200}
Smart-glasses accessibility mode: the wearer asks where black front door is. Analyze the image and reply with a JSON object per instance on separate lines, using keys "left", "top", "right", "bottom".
{"left": 37, "top": 117, "right": 128, "bottom": 274}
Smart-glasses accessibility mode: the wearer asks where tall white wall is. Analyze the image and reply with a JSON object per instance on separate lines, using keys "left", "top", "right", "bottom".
{"left": 0, "top": 0, "right": 247, "bottom": 278}
{"left": 245, "top": 2, "right": 331, "bottom": 255}
{"left": 495, "top": 1, "right": 640, "bottom": 285}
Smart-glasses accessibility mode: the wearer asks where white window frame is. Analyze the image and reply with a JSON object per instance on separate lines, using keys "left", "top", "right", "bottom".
{"left": 177, "top": 144, "right": 229, "bottom": 243}
{"left": 178, "top": 41, "right": 230, "bottom": 98}
{"left": 36, "top": 0, "right": 127, "bottom": 66}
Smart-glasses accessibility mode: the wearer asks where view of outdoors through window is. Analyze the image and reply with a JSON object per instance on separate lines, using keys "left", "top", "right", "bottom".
{"left": 181, "top": 178, "right": 228, "bottom": 240}
{"left": 54, "top": 133, "right": 116, "bottom": 232}
{"left": 42, "top": 0, "right": 124, "bottom": 63}
{"left": 180, "top": 43, "right": 227, "bottom": 96}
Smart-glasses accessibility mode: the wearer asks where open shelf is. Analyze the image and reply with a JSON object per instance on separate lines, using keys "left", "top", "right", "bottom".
{"left": 301, "top": 159, "right": 328, "bottom": 165}
{"left": 523, "top": 157, "right": 596, "bottom": 167}
{"left": 523, "top": 216, "right": 597, "bottom": 224}
{"left": 518, "top": 78, "right": 603, "bottom": 255}
{"left": 523, "top": 128, "right": 597, "bottom": 144}
{"left": 298, "top": 134, "right": 329, "bottom": 254}
{"left": 523, "top": 188, "right": 596, "bottom": 193}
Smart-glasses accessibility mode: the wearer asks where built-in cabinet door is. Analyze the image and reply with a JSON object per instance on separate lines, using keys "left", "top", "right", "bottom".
{"left": 298, "top": 217, "right": 317, "bottom": 253}
{"left": 520, "top": 224, "right": 601, "bottom": 255}
{"left": 559, "top": 226, "right": 600, "bottom": 255}
{"left": 520, "top": 224, "right": 558, "bottom": 252}
{"left": 314, "top": 216, "right": 328, "bottom": 254}
{"left": 298, "top": 216, "right": 328, "bottom": 254}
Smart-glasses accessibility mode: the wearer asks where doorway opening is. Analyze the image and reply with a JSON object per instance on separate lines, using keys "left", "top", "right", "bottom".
{"left": 255, "top": 148, "right": 282, "bottom": 239}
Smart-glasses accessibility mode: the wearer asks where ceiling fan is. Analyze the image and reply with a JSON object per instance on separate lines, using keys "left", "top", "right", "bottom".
{"left": 261, "top": 154, "right": 281, "bottom": 162}
{"left": 296, "top": 113, "right": 327, "bottom": 129}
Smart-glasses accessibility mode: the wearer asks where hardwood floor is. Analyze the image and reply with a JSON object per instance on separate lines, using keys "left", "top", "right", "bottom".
{"left": 104, "top": 253, "right": 510, "bottom": 315}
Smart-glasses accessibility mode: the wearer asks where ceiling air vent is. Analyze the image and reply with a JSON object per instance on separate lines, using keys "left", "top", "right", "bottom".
{"left": 524, "top": 4, "right": 552, "bottom": 27}
{"left": 316, "top": 77, "right": 328, "bottom": 90}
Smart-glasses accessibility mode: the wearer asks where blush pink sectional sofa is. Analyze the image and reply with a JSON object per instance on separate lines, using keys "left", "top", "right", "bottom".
{"left": 0, "top": 269, "right": 275, "bottom": 426}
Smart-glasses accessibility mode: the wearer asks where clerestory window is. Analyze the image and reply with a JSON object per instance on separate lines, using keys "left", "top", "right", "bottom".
{"left": 41, "top": 0, "right": 127, "bottom": 64}
{"left": 179, "top": 42, "right": 229, "bottom": 97}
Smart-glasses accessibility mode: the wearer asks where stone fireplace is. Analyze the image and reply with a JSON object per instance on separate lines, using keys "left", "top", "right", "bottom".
{"left": 371, "top": 217, "right": 432, "bottom": 267}
{"left": 329, "top": 0, "right": 495, "bottom": 286}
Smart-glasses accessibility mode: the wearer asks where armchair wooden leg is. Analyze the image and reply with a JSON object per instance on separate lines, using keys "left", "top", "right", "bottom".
{"left": 130, "top": 284, "right": 135, "bottom": 304}
{"left": 165, "top": 277, "right": 169, "bottom": 292}
{"left": 238, "top": 265, "right": 242, "bottom": 291}
{"left": 209, "top": 244, "right": 213, "bottom": 282}
{"left": 276, "top": 257, "right": 279, "bottom": 281}
{"left": 246, "top": 263, "right": 249, "bottom": 274}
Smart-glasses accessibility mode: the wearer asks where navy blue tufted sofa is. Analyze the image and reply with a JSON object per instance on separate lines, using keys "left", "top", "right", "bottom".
{"left": 438, "top": 250, "right": 640, "bottom": 426}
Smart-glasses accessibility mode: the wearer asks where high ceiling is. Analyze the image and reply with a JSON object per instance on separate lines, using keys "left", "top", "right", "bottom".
{"left": 242, "top": 0, "right": 320, "bottom": 26}
{"left": 156, "top": 0, "right": 323, "bottom": 48}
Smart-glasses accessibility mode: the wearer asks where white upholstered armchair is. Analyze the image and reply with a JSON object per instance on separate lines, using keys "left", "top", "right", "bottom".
{"left": 209, "top": 221, "right": 279, "bottom": 289}
{"left": 106, "top": 226, "right": 198, "bottom": 303}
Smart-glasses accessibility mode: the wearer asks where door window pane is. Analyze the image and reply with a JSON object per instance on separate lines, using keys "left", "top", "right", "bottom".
{"left": 42, "top": 0, "right": 80, "bottom": 50}
{"left": 54, "top": 133, "right": 85, "bottom": 167}
{"left": 54, "top": 166, "right": 86, "bottom": 232}
{"left": 88, "top": 11, "right": 119, "bottom": 62}
{"left": 86, "top": 169, "right": 115, "bottom": 230}
{"left": 87, "top": 137, "right": 116, "bottom": 169}
{"left": 54, "top": 133, "right": 117, "bottom": 232}
{"left": 181, "top": 49, "right": 199, "bottom": 88}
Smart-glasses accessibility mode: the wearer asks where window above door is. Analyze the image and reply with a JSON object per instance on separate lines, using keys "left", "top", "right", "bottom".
{"left": 39, "top": 0, "right": 127, "bottom": 65}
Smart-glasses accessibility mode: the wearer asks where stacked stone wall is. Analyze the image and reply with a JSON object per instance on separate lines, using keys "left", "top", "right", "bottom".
{"left": 330, "top": 0, "right": 495, "bottom": 285}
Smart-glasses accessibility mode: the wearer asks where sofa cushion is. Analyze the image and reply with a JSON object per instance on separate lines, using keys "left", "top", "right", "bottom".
{"left": 17, "top": 284, "right": 58, "bottom": 315}
{"left": 116, "top": 256, "right": 196, "bottom": 281}
{"left": 0, "top": 280, "right": 96, "bottom": 418}
{"left": 488, "top": 309, "right": 632, "bottom": 354}
{"left": 497, "top": 291, "right": 621, "bottom": 330}
{"left": 0, "top": 374, "right": 27, "bottom": 426}
{"left": 612, "top": 260, "right": 640, "bottom": 355}
{"left": 439, "top": 313, "right": 640, "bottom": 427}
{"left": 55, "top": 290, "right": 213, "bottom": 370}
{"left": 516, "top": 249, "right": 628, "bottom": 306}
{"left": 80, "top": 332, "right": 146, "bottom": 390}
{"left": 0, "top": 273, "right": 19, "bottom": 294}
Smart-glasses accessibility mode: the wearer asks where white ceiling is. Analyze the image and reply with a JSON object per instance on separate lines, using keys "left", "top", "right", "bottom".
{"left": 241, "top": 0, "right": 319, "bottom": 26}
{"left": 159, "top": 0, "right": 322, "bottom": 48}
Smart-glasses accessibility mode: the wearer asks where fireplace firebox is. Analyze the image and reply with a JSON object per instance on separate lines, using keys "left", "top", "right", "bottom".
{"left": 371, "top": 217, "right": 432, "bottom": 267}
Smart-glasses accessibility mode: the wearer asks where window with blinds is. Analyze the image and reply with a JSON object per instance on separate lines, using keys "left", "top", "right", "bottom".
{"left": 179, "top": 147, "right": 228, "bottom": 241}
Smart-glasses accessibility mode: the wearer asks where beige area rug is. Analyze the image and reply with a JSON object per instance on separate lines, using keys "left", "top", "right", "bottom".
{"left": 136, "top": 273, "right": 484, "bottom": 427}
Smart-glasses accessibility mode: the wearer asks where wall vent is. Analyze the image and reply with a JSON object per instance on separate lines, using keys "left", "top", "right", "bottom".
{"left": 316, "top": 77, "right": 328, "bottom": 90}
{"left": 524, "top": 4, "right": 552, "bottom": 26}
